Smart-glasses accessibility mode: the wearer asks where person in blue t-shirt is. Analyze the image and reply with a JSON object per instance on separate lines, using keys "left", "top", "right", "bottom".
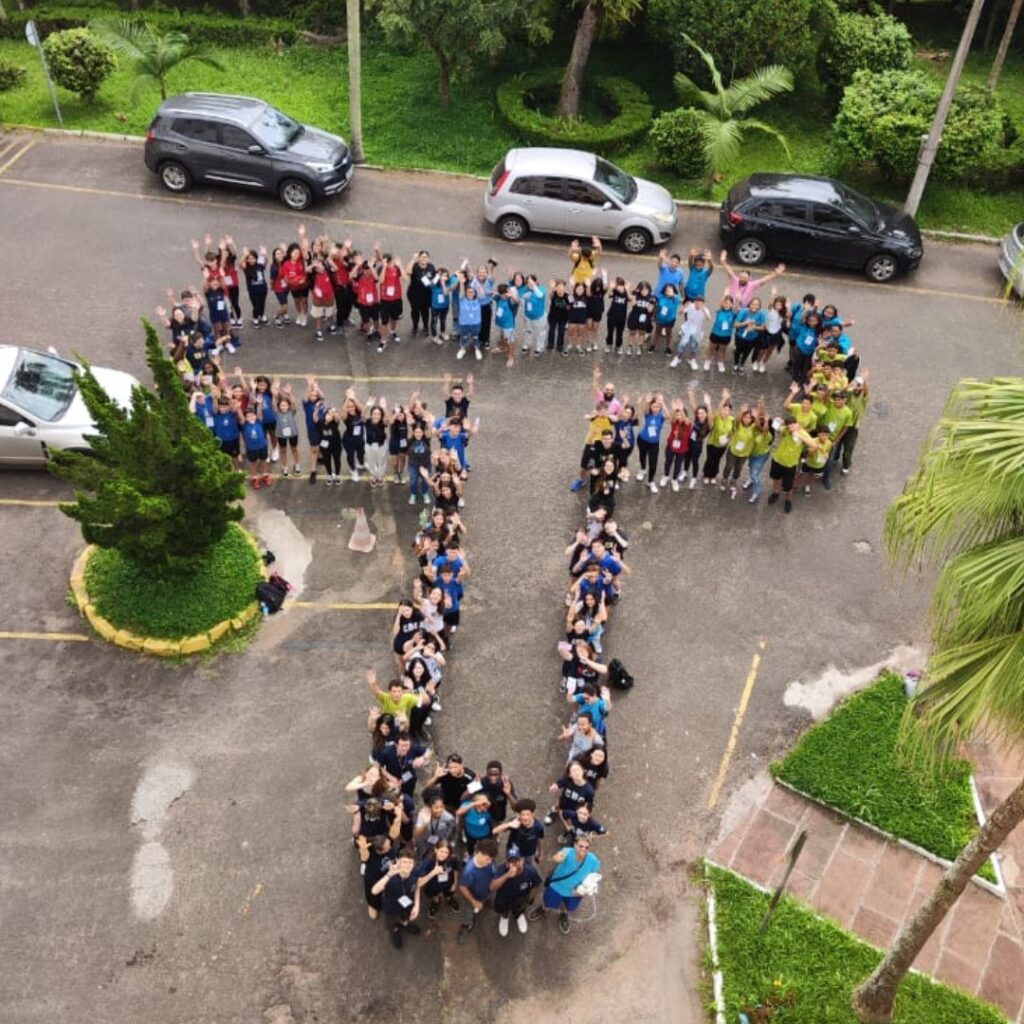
{"left": 493, "top": 283, "right": 519, "bottom": 367}
{"left": 570, "top": 683, "right": 612, "bottom": 737}
{"left": 456, "top": 283, "right": 483, "bottom": 360}
{"left": 528, "top": 836, "right": 601, "bottom": 934}
{"left": 653, "top": 284, "right": 680, "bottom": 354}
{"left": 241, "top": 407, "right": 272, "bottom": 489}
{"left": 210, "top": 393, "right": 243, "bottom": 466}
{"left": 733, "top": 297, "right": 767, "bottom": 373}
{"left": 791, "top": 309, "right": 823, "bottom": 384}
{"left": 429, "top": 269, "right": 453, "bottom": 342}
{"left": 637, "top": 394, "right": 667, "bottom": 492}
{"left": 520, "top": 275, "right": 548, "bottom": 355}
{"left": 456, "top": 838, "right": 501, "bottom": 944}
{"left": 654, "top": 249, "right": 685, "bottom": 297}
{"left": 302, "top": 377, "right": 327, "bottom": 484}
{"left": 684, "top": 248, "right": 715, "bottom": 300}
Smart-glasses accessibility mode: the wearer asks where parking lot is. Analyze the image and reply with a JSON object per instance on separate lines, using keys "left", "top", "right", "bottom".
{"left": 0, "top": 131, "right": 1021, "bottom": 1024}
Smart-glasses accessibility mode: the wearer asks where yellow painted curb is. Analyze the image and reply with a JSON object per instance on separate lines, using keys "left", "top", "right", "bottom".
{"left": 70, "top": 529, "right": 265, "bottom": 658}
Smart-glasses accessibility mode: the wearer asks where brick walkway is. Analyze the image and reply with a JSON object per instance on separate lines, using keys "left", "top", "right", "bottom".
{"left": 710, "top": 742, "right": 1024, "bottom": 1021}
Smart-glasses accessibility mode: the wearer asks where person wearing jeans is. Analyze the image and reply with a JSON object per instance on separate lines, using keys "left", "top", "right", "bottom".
{"left": 456, "top": 283, "right": 483, "bottom": 361}
{"left": 520, "top": 276, "right": 547, "bottom": 354}
{"left": 407, "top": 423, "right": 432, "bottom": 505}
{"left": 743, "top": 414, "right": 773, "bottom": 503}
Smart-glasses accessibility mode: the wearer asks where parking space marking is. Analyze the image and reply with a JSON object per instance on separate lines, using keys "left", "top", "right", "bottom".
{"left": 0, "top": 630, "right": 91, "bottom": 642}
{"left": 0, "top": 498, "right": 63, "bottom": 507}
{"left": 0, "top": 140, "right": 36, "bottom": 176}
{"left": 0, "top": 175, "right": 1010, "bottom": 306}
{"left": 0, "top": 137, "right": 21, "bottom": 164}
{"left": 707, "top": 639, "right": 767, "bottom": 810}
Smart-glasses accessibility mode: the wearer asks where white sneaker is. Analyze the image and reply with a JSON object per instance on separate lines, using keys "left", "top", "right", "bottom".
{"left": 688, "top": 358, "right": 699, "bottom": 371}
{"left": 749, "top": 493, "right": 758, "bottom": 503}
{"left": 659, "top": 475, "right": 670, "bottom": 487}
{"left": 637, "top": 471, "right": 646, "bottom": 483}
{"left": 516, "top": 914, "right": 528, "bottom": 934}
{"left": 456, "top": 348, "right": 467, "bottom": 360}
{"left": 841, "top": 467, "right": 849, "bottom": 475}
{"left": 270, "top": 447, "right": 280, "bottom": 463}
{"left": 474, "top": 347, "right": 483, "bottom": 361}
{"left": 671, "top": 479, "right": 680, "bottom": 492}
{"left": 408, "top": 494, "right": 416, "bottom": 504}
{"left": 717, "top": 361, "right": 725, "bottom": 373}
{"left": 669, "top": 357, "right": 681, "bottom": 368}
{"left": 458, "top": 497, "right": 466, "bottom": 508}
{"left": 730, "top": 486, "right": 737, "bottom": 499}
{"left": 742, "top": 479, "right": 753, "bottom": 490}
{"left": 649, "top": 482, "right": 658, "bottom": 494}
{"left": 703, "top": 360, "right": 711, "bottom": 371}
{"left": 689, "top": 477, "right": 698, "bottom": 490}
{"left": 499, "top": 916, "right": 510, "bottom": 938}
{"left": 351, "top": 470, "right": 360, "bottom": 482}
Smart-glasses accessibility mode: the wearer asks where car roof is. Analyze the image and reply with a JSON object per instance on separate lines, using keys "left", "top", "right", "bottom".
{"left": 746, "top": 173, "right": 845, "bottom": 203}
{"left": 156, "top": 93, "right": 269, "bottom": 126}
{"left": 505, "top": 147, "right": 597, "bottom": 178}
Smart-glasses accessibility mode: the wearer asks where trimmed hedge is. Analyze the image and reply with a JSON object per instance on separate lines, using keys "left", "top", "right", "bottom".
{"left": 42, "top": 27, "right": 114, "bottom": 101}
{"left": 84, "top": 523, "right": 263, "bottom": 640}
{"left": 648, "top": 107, "right": 705, "bottom": 178}
{"left": 0, "top": 6, "right": 300, "bottom": 46}
{"left": 0, "top": 57, "right": 28, "bottom": 92}
{"left": 818, "top": 12, "right": 914, "bottom": 99}
{"left": 496, "top": 68, "right": 653, "bottom": 152}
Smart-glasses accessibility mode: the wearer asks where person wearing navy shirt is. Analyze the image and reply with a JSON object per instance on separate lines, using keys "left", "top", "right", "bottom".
{"left": 492, "top": 848, "right": 542, "bottom": 937}
{"left": 416, "top": 838, "right": 462, "bottom": 917}
{"left": 561, "top": 804, "right": 608, "bottom": 845}
{"left": 213, "top": 394, "right": 243, "bottom": 465}
{"left": 241, "top": 408, "right": 272, "bottom": 489}
{"left": 478, "top": 760, "right": 515, "bottom": 823}
{"left": 371, "top": 846, "right": 422, "bottom": 948}
{"left": 493, "top": 798, "right": 546, "bottom": 863}
{"left": 457, "top": 838, "right": 501, "bottom": 944}
{"left": 374, "top": 733, "right": 432, "bottom": 797}
{"left": 545, "top": 761, "right": 596, "bottom": 830}
{"left": 684, "top": 248, "right": 715, "bottom": 300}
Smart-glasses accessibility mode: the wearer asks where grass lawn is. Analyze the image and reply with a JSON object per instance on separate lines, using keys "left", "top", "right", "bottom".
{"left": 1, "top": 18, "right": 1021, "bottom": 235}
{"left": 84, "top": 523, "right": 262, "bottom": 639}
{"left": 707, "top": 863, "right": 1007, "bottom": 1024}
{"left": 771, "top": 674, "right": 997, "bottom": 884}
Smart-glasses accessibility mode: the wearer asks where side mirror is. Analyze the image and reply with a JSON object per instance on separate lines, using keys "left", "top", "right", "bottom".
{"left": 602, "top": 201, "right": 613, "bottom": 211}
{"left": 47, "top": 345, "right": 59, "bottom": 355}
{"left": 13, "top": 421, "right": 36, "bottom": 437}
{"left": 248, "top": 144, "right": 264, "bottom": 155}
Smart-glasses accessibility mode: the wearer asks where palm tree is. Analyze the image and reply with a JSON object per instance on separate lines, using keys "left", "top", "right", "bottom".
{"left": 89, "top": 18, "right": 224, "bottom": 103}
{"left": 673, "top": 34, "right": 793, "bottom": 183}
{"left": 852, "top": 377, "right": 1024, "bottom": 1024}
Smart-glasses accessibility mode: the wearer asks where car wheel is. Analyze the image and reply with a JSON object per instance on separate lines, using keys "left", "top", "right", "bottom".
{"left": 620, "top": 227, "right": 652, "bottom": 254}
{"left": 159, "top": 161, "right": 191, "bottom": 193}
{"left": 280, "top": 179, "right": 313, "bottom": 211}
{"left": 497, "top": 214, "right": 528, "bottom": 242}
{"left": 734, "top": 237, "right": 767, "bottom": 266}
{"left": 865, "top": 253, "right": 899, "bottom": 283}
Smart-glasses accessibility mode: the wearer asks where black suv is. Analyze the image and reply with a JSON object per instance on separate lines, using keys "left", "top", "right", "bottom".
{"left": 144, "top": 93, "right": 353, "bottom": 211}
{"left": 719, "top": 174, "right": 923, "bottom": 283}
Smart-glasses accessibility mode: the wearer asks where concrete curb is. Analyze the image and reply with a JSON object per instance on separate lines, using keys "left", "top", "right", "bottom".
{"left": 703, "top": 864, "right": 727, "bottom": 1024}
{"left": 0, "top": 122, "right": 1003, "bottom": 244}
{"left": 772, "top": 776, "right": 1006, "bottom": 898}
{"left": 69, "top": 528, "right": 264, "bottom": 657}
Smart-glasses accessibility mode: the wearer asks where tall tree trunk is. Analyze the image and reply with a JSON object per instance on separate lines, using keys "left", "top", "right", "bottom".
{"left": 983, "top": 0, "right": 1003, "bottom": 48}
{"left": 852, "top": 774, "right": 1024, "bottom": 1024}
{"left": 427, "top": 39, "right": 452, "bottom": 104}
{"left": 557, "top": 0, "right": 602, "bottom": 120}
{"left": 989, "top": 0, "right": 1024, "bottom": 89}
{"left": 238, "top": 0, "right": 251, "bottom": 16}
{"left": 346, "top": 0, "right": 364, "bottom": 162}
{"left": 0, "top": 0, "right": 7, "bottom": 23}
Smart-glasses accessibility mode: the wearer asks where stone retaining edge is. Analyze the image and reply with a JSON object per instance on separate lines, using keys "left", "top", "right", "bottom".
{"left": 69, "top": 530, "right": 264, "bottom": 657}
{"left": 0, "top": 123, "right": 1001, "bottom": 244}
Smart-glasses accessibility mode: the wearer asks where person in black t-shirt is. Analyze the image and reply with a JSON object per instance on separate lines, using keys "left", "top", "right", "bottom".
{"left": 493, "top": 798, "right": 545, "bottom": 864}
{"left": 416, "top": 838, "right": 462, "bottom": 917}
{"left": 356, "top": 833, "right": 394, "bottom": 920}
{"left": 371, "top": 846, "right": 422, "bottom": 949}
{"left": 479, "top": 760, "right": 515, "bottom": 823}
{"left": 426, "top": 754, "right": 477, "bottom": 813}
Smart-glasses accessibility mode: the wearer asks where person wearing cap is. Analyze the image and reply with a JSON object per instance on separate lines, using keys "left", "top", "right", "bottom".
{"left": 492, "top": 847, "right": 542, "bottom": 937}
{"left": 528, "top": 836, "right": 601, "bottom": 935}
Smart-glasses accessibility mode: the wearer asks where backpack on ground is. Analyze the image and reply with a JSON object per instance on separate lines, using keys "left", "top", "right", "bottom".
{"left": 256, "top": 572, "right": 291, "bottom": 615}
{"left": 607, "top": 658, "right": 634, "bottom": 691}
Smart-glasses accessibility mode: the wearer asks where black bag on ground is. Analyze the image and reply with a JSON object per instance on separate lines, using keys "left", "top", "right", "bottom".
{"left": 607, "top": 657, "right": 634, "bottom": 691}
{"left": 256, "top": 574, "right": 289, "bottom": 614}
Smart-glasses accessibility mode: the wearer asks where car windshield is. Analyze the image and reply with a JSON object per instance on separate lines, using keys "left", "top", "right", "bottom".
{"left": 594, "top": 157, "right": 637, "bottom": 204}
{"left": 840, "top": 185, "right": 881, "bottom": 229}
{"left": 249, "top": 106, "right": 303, "bottom": 150}
{"left": 2, "top": 350, "right": 77, "bottom": 422}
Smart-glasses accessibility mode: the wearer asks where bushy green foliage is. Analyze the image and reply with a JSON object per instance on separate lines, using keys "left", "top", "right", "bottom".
{"left": 50, "top": 320, "right": 246, "bottom": 577}
{"left": 706, "top": 865, "right": 1008, "bottom": 1024}
{"left": 42, "top": 27, "right": 116, "bottom": 101}
{"left": 0, "top": 58, "right": 27, "bottom": 92}
{"left": 818, "top": 12, "right": 914, "bottom": 98}
{"left": 833, "top": 69, "right": 1006, "bottom": 182}
{"left": 771, "top": 673, "right": 996, "bottom": 882}
{"left": 85, "top": 524, "right": 262, "bottom": 639}
{"left": 648, "top": 0, "right": 835, "bottom": 86}
{"left": 648, "top": 108, "right": 706, "bottom": 177}
{"left": 496, "top": 69, "right": 652, "bottom": 151}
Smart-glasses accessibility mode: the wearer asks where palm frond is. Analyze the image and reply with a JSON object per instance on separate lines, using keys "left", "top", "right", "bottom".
{"left": 180, "top": 50, "right": 226, "bottom": 73}
{"left": 129, "top": 70, "right": 161, "bottom": 106}
{"left": 680, "top": 32, "right": 726, "bottom": 101}
{"left": 89, "top": 16, "right": 152, "bottom": 61}
{"left": 724, "top": 64, "right": 794, "bottom": 115}
{"left": 734, "top": 117, "right": 791, "bottom": 162}
{"left": 697, "top": 116, "right": 743, "bottom": 176}
{"left": 673, "top": 71, "right": 717, "bottom": 115}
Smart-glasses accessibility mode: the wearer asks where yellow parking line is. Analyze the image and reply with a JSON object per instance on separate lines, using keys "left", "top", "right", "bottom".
{"left": 708, "top": 640, "right": 767, "bottom": 810}
{"left": 0, "top": 138, "right": 19, "bottom": 163}
{"left": 0, "top": 498, "right": 63, "bottom": 507}
{"left": 287, "top": 600, "right": 398, "bottom": 610}
{"left": 0, "top": 140, "right": 36, "bottom": 176}
{"left": 0, "top": 630, "right": 91, "bottom": 642}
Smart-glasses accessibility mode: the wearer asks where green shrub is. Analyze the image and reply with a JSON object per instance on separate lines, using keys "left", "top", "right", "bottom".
{"left": 648, "top": 107, "right": 705, "bottom": 177}
{"left": 85, "top": 524, "right": 263, "bottom": 640}
{"left": 0, "top": 58, "right": 28, "bottom": 92}
{"left": 41, "top": 27, "right": 115, "bottom": 101}
{"left": 833, "top": 69, "right": 1006, "bottom": 182}
{"left": 496, "top": 69, "right": 653, "bottom": 152}
{"left": 818, "top": 12, "right": 914, "bottom": 99}
{"left": 648, "top": 0, "right": 836, "bottom": 87}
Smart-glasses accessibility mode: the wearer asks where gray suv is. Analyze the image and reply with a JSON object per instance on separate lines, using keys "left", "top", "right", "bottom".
{"left": 483, "top": 147, "right": 678, "bottom": 253}
{"left": 144, "top": 93, "right": 354, "bottom": 211}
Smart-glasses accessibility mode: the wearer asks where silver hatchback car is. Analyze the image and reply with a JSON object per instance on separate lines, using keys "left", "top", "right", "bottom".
{"left": 998, "top": 221, "right": 1024, "bottom": 298}
{"left": 483, "top": 147, "right": 678, "bottom": 254}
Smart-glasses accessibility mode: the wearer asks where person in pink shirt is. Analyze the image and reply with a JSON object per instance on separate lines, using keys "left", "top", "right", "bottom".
{"left": 719, "top": 250, "right": 787, "bottom": 306}
{"left": 591, "top": 366, "right": 622, "bottom": 416}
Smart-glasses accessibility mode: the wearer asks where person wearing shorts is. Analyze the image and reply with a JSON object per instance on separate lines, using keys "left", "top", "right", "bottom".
{"left": 379, "top": 254, "right": 405, "bottom": 351}
{"left": 528, "top": 837, "right": 600, "bottom": 934}
{"left": 275, "top": 390, "right": 302, "bottom": 477}
{"left": 768, "top": 417, "right": 817, "bottom": 514}
{"left": 241, "top": 408, "right": 272, "bottom": 489}
{"left": 585, "top": 272, "right": 606, "bottom": 352}
{"left": 625, "top": 284, "right": 655, "bottom": 356}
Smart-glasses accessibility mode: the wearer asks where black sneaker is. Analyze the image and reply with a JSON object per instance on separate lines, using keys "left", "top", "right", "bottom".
{"left": 309, "top": 471, "right": 317, "bottom": 485}
{"left": 558, "top": 910, "right": 570, "bottom": 934}
{"left": 428, "top": 900, "right": 439, "bottom": 919}
{"left": 406, "top": 922, "right": 422, "bottom": 936}
{"left": 377, "top": 340, "right": 387, "bottom": 353}
{"left": 784, "top": 499, "right": 793, "bottom": 514}
{"left": 446, "top": 894, "right": 461, "bottom": 913}
{"left": 390, "top": 929, "right": 403, "bottom": 949}
{"left": 767, "top": 492, "right": 779, "bottom": 505}
{"left": 527, "top": 906, "right": 544, "bottom": 923}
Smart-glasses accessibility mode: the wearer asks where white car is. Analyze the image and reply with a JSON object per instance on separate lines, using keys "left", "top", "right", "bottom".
{"left": 483, "top": 147, "right": 678, "bottom": 254}
{"left": 0, "top": 346, "right": 138, "bottom": 468}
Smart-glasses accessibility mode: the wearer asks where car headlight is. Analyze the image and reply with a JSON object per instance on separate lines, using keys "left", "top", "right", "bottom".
{"left": 307, "top": 162, "right": 335, "bottom": 174}
{"left": 653, "top": 209, "right": 676, "bottom": 225}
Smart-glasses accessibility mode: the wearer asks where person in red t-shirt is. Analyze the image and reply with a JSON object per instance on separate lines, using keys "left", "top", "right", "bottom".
{"left": 354, "top": 260, "right": 381, "bottom": 342}
{"left": 269, "top": 245, "right": 291, "bottom": 328}
{"left": 377, "top": 250, "right": 405, "bottom": 352}
{"left": 220, "top": 237, "right": 243, "bottom": 328}
{"left": 283, "top": 225, "right": 311, "bottom": 326}
{"left": 309, "top": 258, "right": 337, "bottom": 342}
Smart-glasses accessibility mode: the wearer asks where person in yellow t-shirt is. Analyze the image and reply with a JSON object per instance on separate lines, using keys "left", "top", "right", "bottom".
{"left": 569, "top": 236, "right": 602, "bottom": 285}
{"left": 723, "top": 405, "right": 757, "bottom": 499}
{"left": 768, "top": 417, "right": 819, "bottom": 514}
{"left": 799, "top": 429, "right": 833, "bottom": 495}
{"left": 702, "top": 389, "right": 734, "bottom": 486}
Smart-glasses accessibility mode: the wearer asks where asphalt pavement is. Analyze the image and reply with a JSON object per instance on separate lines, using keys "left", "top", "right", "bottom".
{"left": 0, "top": 132, "right": 1021, "bottom": 1024}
